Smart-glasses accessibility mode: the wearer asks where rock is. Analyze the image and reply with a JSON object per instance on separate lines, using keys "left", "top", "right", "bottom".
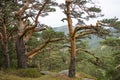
{"left": 58, "top": 70, "right": 69, "bottom": 76}
{"left": 40, "top": 71, "right": 51, "bottom": 75}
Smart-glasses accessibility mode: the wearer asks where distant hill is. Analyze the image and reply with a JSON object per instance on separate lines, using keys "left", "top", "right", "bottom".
{"left": 53, "top": 25, "right": 103, "bottom": 48}
{"left": 53, "top": 25, "right": 69, "bottom": 35}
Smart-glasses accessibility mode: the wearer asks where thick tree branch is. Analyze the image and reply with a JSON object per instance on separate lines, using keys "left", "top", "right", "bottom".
{"left": 75, "top": 30, "right": 97, "bottom": 39}
{"left": 74, "top": 25, "right": 100, "bottom": 35}
{"left": 19, "top": 26, "right": 34, "bottom": 39}
{"left": 19, "top": 26, "right": 46, "bottom": 39}
{"left": 26, "top": 38, "right": 50, "bottom": 58}
{"left": 26, "top": 38, "right": 64, "bottom": 58}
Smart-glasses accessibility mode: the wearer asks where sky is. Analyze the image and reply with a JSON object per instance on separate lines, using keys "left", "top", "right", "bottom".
{"left": 39, "top": 0, "right": 120, "bottom": 27}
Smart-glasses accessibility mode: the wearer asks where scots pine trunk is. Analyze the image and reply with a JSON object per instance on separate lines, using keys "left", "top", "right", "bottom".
{"left": 65, "top": 1, "right": 76, "bottom": 78}
{"left": 1, "top": 24, "right": 10, "bottom": 68}
{"left": 68, "top": 38, "right": 76, "bottom": 78}
{"left": 16, "top": 36, "right": 27, "bottom": 68}
{"left": 69, "top": 56, "right": 76, "bottom": 77}
{"left": 2, "top": 41, "right": 10, "bottom": 68}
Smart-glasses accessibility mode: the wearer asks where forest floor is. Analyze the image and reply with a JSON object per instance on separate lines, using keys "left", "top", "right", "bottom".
{"left": 0, "top": 70, "right": 96, "bottom": 80}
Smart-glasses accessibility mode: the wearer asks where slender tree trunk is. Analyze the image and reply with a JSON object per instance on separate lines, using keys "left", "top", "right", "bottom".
{"left": 68, "top": 38, "right": 76, "bottom": 77}
{"left": 2, "top": 42, "right": 10, "bottom": 68}
{"left": 3, "top": 43, "right": 10, "bottom": 68}
{"left": 65, "top": 1, "right": 76, "bottom": 78}
{"left": 1, "top": 24, "right": 10, "bottom": 68}
{"left": 16, "top": 36, "right": 28, "bottom": 68}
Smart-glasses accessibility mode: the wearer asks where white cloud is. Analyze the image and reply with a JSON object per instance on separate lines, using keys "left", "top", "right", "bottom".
{"left": 39, "top": 0, "right": 120, "bottom": 27}
{"left": 99, "top": 0, "right": 120, "bottom": 19}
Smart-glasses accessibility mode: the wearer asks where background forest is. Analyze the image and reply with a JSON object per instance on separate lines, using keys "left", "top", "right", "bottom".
{"left": 0, "top": 0, "right": 120, "bottom": 80}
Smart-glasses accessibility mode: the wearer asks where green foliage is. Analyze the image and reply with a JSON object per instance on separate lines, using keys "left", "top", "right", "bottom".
{"left": 88, "top": 7, "right": 101, "bottom": 13}
{"left": 101, "top": 38, "right": 120, "bottom": 46}
{"left": 16, "top": 68, "right": 41, "bottom": 78}
{"left": 101, "top": 17, "right": 120, "bottom": 30}
{"left": 40, "top": 28, "right": 65, "bottom": 40}
{"left": 106, "top": 68, "right": 120, "bottom": 80}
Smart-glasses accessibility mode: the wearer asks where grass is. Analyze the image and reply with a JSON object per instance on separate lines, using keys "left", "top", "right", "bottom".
{"left": 0, "top": 70, "right": 96, "bottom": 80}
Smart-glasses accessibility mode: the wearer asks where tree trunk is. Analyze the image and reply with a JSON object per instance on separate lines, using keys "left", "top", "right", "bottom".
{"left": 2, "top": 42, "right": 10, "bottom": 68}
{"left": 3, "top": 45, "right": 10, "bottom": 68}
{"left": 16, "top": 36, "right": 28, "bottom": 68}
{"left": 69, "top": 55, "right": 76, "bottom": 77}
{"left": 68, "top": 37, "right": 76, "bottom": 78}
{"left": 65, "top": 1, "right": 76, "bottom": 78}
{"left": 1, "top": 24, "right": 10, "bottom": 68}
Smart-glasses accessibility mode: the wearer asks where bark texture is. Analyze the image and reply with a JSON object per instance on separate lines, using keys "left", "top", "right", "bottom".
{"left": 16, "top": 36, "right": 27, "bottom": 68}
{"left": 65, "top": 1, "right": 76, "bottom": 78}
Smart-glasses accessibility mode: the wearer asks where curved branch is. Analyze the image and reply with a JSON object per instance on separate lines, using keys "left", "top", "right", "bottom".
{"left": 74, "top": 25, "right": 99, "bottom": 34}
{"left": 76, "top": 47, "right": 98, "bottom": 60}
{"left": 73, "top": 21, "right": 104, "bottom": 36}
{"left": 26, "top": 38, "right": 50, "bottom": 58}
{"left": 26, "top": 38, "right": 64, "bottom": 58}
{"left": 75, "top": 30, "right": 97, "bottom": 39}
{"left": 20, "top": 26, "right": 47, "bottom": 39}
{"left": 19, "top": 26, "right": 35, "bottom": 39}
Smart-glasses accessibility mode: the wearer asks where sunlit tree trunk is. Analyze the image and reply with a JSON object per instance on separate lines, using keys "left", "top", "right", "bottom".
{"left": 69, "top": 37, "right": 76, "bottom": 78}
{"left": 65, "top": 1, "right": 76, "bottom": 78}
